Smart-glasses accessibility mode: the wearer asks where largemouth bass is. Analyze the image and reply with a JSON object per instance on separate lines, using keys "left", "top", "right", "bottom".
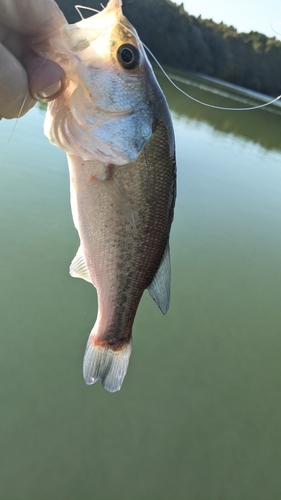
{"left": 32, "top": 0, "right": 176, "bottom": 392}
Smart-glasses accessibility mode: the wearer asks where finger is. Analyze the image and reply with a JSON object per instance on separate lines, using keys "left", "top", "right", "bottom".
{"left": 24, "top": 55, "right": 67, "bottom": 102}
{"left": 0, "top": 0, "right": 66, "bottom": 37}
{"left": 0, "top": 43, "right": 35, "bottom": 119}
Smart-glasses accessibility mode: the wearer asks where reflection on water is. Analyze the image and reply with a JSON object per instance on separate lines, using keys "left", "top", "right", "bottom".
{"left": 0, "top": 72, "right": 281, "bottom": 500}
{"left": 159, "top": 69, "right": 281, "bottom": 152}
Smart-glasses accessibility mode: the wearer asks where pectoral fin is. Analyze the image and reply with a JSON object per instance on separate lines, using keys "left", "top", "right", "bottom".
{"left": 69, "top": 246, "right": 92, "bottom": 284}
{"left": 148, "top": 244, "right": 171, "bottom": 315}
{"left": 101, "top": 175, "right": 136, "bottom": 229}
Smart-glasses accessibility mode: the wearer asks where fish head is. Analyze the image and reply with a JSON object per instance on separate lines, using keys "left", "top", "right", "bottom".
{"left": 63, "top": 0, "right": 147, "bottom": 97}
{"left": 44, "top": 0, "right": 165, "bottom": 165}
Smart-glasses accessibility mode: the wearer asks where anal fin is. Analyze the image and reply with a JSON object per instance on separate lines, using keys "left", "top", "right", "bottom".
{"left": 69, "top": 246, "right": 92, "bottom": 284}
{"left": 148, "top": 244, "right": 171, "bottom": 315}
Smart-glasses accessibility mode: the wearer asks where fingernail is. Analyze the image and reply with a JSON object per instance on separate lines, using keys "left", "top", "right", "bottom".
{"left": 35, "top": 80, "right": 62, "bottom": 100}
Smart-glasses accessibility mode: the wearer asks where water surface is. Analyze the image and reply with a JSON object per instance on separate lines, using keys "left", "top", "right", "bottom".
{"left": 0, "top": 72, "right": 281, "bottom": 500}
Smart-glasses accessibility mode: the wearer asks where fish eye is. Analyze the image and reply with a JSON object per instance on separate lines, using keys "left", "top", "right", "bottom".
{"left": 117, "top": 44, "right": 140, "bottom": 70}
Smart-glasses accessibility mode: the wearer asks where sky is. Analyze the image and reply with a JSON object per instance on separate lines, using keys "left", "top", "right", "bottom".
{"left": 173, "top": 0, "right": 281, "bottom": 39}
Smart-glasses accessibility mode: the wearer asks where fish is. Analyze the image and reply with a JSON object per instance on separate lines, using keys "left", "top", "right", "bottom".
{"left": 31, "top": 0, "right": 176, "bottom": 392}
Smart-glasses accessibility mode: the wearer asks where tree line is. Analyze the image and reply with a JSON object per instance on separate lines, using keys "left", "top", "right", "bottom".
{"left": 55, "top": 0, "right": 281, "bottom": 97}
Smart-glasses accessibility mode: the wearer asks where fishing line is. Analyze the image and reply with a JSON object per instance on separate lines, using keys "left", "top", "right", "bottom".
{"left": 0, "top": 92, "right": 29, "bottom": 166}
{"left": 116, "top": 18, "right": 281, "bottom": 111}
{"left": 0, "top": 57, "right": 49, "bottom": 167}
{"left": 143, "top": 44, "right": 281, "bottom": 111}
{"left": 75, "top": 5, "right": 100, "bottom": 19}
{"left": 2, "top": 0, "right": 280, "bottom": 167}
{"left": 270, "top": 22, "right": 281, "bottom": 36}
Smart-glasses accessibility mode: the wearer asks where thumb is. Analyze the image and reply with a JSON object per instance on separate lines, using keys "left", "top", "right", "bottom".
{"left": 0, "top": 43, "right": 34, "bottom": 118}
{"left": 0, "top": 0, "right": 66, "bottom": 38}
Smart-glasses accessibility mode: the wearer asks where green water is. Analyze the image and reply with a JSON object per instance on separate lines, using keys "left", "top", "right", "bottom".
{"left": 1, "top": 72, "right": 281, "bottom": 500}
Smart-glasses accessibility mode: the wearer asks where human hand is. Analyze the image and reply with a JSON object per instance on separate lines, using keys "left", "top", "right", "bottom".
{"left": 0, "top": 0, "right": 67, "bottom": 119}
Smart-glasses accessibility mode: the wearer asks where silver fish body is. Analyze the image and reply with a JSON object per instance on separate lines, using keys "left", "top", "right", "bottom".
{"left": 34, "top": 0, "right": 176, "bottom": 392}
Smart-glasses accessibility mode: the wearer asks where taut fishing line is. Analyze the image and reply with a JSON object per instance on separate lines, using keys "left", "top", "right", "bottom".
{"left": 0, "top": 57, "right": 50, "bottom": 167}
{"left": 117, "top": 18, "right": 281, "bottom": 111}
{"left": 75, "top": 5, "right": 100, "bottom": 18}
{"left": 143, "top": 43, "right": 281, "bottom": 111}
{"left": 270, "top": 22, "right": 281, "bottom": 37}
{"left": 0, "top": 91, "right": 29, "bottom": 166}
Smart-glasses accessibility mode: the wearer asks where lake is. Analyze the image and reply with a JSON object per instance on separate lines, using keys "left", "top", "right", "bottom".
{"left": 0, "top": 71, "right": 281, "bottom": 500}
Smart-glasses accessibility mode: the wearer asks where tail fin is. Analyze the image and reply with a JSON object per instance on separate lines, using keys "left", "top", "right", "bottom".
{"left": 83, "top": 338, "right": 132, "bottom": 393}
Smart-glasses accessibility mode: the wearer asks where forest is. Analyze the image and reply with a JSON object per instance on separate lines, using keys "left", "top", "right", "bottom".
{"left": 55, "top": 0, "right": 281, "bottom": 97}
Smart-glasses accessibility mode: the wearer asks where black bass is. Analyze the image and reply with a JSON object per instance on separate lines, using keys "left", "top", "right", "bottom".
{"left": 32, "top": 0, "right": 176, "bottom": 392}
